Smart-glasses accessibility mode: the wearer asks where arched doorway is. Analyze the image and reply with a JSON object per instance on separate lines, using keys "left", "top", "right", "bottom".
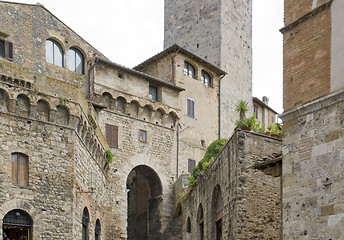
{"left": 2, "top": 209, "right": 32, "bottom": 240}
{"left": 212, "top": 185, "right": 223, "bottom": 240}
{"left": 126, "top": 165, "right": 163, "bottom": 240}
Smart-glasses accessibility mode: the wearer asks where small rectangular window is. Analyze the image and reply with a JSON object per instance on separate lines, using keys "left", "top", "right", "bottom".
{"left": 139, "top": 130, "right": 147, "bottom": 143}
{"left": 254, "top": 104, "right": 258, "bottom": 119}
{"left": 105, "top": 124, "right": 118, "bottom": 149}
{"left": 149, "top": 85, "right": 158, "bottom": 101}
{"left": 0, "top": 40, "right": 5, "bottom": 58}
{"left": 7, "top": 41, "right": 13, "bottom": 60}
{"left": 186, "top": 98, "right": 195, "bottom": 119}
{"left": 188, "top": 159, "right": 196, "bottom": 174}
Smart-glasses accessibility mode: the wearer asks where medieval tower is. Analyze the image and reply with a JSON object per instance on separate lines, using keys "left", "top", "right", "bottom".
{"left": 280, "top": 0, "right": 344, "bottom": 238}
{"left": 164, "top": 0, "right": 253, "bottom": 138}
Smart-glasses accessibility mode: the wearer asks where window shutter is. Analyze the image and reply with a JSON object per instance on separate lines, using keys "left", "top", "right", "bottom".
{"left": 7, "top": 41, "right": 13, "bottom": 61}
{"left": 187, "top": 99, "right": 195, "bottom": 118}
{"left": 18, "top": 154, "right": 28, "bottom": 186}
{"left": 106, "top": 124, "right": 118, "bottom": 149}
{"left": 11, "top": 153, "right": 18, "bottom": 183}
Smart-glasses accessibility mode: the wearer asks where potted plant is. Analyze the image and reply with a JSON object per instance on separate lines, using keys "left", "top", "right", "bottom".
{"left": 268, "top": 123, "right": 283, "bottom": 138}
{"left": 236, "top": 115, "right": 255, "bottom": 131}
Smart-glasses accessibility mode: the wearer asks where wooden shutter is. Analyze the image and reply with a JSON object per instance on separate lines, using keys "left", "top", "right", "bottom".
{"left": 18, "top": 154, "right": 28, "bottom": 186}
{"left": 11, "top": 153, "right": 18, "bottom": 183}
{"left": 7, "top": 41, "right": 13, "bottom": 60}
{"left": 106, "top": 124, "right": 118, "bottom": 149}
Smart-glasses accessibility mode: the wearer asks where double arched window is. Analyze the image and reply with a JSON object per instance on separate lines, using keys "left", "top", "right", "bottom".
{"left": 67, "top": 47, "right": 84, "bottom": 74}
{"left": 46, "top": 39, "right": 64, "bottom": 67}
{"left": 46, "top": 39, "right": 84, "bottom": 74}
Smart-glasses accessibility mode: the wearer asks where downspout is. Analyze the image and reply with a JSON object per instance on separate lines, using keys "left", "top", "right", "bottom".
{"left": 167, "top": 47, "right": 180, "bottom": 84}
{"left": 218, "top": 74, "right": 226, "bottom": 139}
{"left": 87, "top": 57, "right": 99, "bottom": 101}
{"left": 176, "top": 123, "right": 181, "bottom": 179}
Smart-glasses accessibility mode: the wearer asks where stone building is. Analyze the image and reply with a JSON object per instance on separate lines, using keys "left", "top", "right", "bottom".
{"left": 253, "top": 96, "right": 278, "bottom": 128}
{"left": 164, "top": 0, "right": 253, "bottom": 138}
{"left": 280, "top": 0, "right": 344, "bottom": 239}
{"left": 0, "top": 1, "right": 257, "bottom": 239}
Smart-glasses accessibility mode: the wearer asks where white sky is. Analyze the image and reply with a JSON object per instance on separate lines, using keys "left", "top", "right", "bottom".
{"left": 9, "top": 0, "right": 284, "bottom": 114}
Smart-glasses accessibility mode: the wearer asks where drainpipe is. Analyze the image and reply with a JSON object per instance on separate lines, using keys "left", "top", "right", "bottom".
{"left": 176, "top": 123, "right": 181, "bottom": 179}
{"left": 167, "top": 47, "right": 180, "bottom": 84}
{"left": 218, "top": 74, "right": 226, "bottom": 139}
{"left": 87, "top": 57, "right": 98, "bottom": 101}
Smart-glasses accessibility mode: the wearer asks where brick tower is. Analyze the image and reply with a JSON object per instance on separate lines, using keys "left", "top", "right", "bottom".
{"left": 281, "top": 0, "right": 344, "bottom": 238}
{"left": 164, "top": 0, "right": 252, "bottom": 138}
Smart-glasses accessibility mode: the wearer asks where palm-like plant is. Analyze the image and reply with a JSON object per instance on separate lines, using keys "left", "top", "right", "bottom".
{"left": 235, "top": 100, "right": 249, "bottom": 121}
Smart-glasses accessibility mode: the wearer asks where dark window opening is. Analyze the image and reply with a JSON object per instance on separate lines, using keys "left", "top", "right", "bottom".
{"left": 254, "top": 104, "right": 258, "bottom": 119}
{"left": 82, "top": 208, "right": 89, "bottom": 240}
{"left": 2, "top": 209, "right": 32, "bottom": 240}
{"left": 0, "top": 40, "right": 5, "bottom": 58}
{"left": 188, "top": 159, "right": 196, "bottom": 174}
{"left": 95, "top": 219, "right": 101, "bottom": 240}
{"left": 149, "top": 85, "right": 158, "bottom": 101}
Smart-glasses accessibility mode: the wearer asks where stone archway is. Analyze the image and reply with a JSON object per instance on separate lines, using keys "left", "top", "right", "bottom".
{"left": 126, "top": 165, "right": 163, "bottom": 240}
{"left": 2, "top": 209, "right": 32, "bottom": 240}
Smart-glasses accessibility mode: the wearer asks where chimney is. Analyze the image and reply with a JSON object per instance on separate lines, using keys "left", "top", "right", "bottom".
{"left": 262, "top": 96, "right": 269, "bottom": 105}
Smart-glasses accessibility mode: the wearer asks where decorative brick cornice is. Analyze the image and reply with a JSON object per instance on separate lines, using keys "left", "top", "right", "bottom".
{"left": 280, "top": 0, "right": 333, "bottom": 34}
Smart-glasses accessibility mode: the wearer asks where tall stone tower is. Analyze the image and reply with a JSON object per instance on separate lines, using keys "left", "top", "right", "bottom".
{"left": 164, "top": 0, "right": 252, "bottom": 138}
{"left": 280, "top": 0, "right": 344, "bottom": 238}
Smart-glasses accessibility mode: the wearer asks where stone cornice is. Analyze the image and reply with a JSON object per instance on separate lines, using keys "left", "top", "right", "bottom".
{"left": 280, "top": 89, "right": 344, "bottom": 122}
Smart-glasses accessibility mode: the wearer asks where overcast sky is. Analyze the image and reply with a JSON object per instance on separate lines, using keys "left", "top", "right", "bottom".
{"left": 9, "top": 0, "right": 284, "bottom": 114}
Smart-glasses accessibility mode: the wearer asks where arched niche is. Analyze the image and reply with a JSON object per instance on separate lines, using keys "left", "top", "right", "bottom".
{"left": 142, "top": 105, "right": 153, "bottom": 121}
{"left": 35, "top": 99, "right": 50, "bottom": 121}
{"left": 0, "top": 88, "right": 9, "bottom": 112}
{"left": 15, "top": 94, "right": 30, "bottom": 117}
{"left": 128, "top": 100, "right": 140, "bottom": 118}
{"left": 166, "top": 111, "right": 178, "bottom": 128}
{"left": 115, "top": 96, "right": 127, "bottom": 113}
{"left": 101, "top": 92, "right": 113, "bottom": 109}
{"left": 56, "top": 105, "right": 70, "bottom": 125}
{"left": 186, "top": 216, "right": 192, "bottom": 240}
{"left": 154, "top": 108, "right": 166, "bottom": 124}
{"left": 126, "top": 165, "right": 163, "bottom": 240}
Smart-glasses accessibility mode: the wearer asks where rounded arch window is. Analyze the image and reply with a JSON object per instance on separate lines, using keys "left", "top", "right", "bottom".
{"left": 67, "top": 47, "right": 84, "bottom": 74}
{"left": 46, "top": 39, "right": 64, "bottom": 67}
{"left": 201, "top": 70, "right": 212, "bottom": 87}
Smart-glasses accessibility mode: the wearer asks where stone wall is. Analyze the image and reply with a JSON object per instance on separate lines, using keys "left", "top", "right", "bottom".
{"left": 174, "top": 131, "right": 282, "bottom": 239}
{"left": 281, "top": 90, "right": 344, "bottom": 239}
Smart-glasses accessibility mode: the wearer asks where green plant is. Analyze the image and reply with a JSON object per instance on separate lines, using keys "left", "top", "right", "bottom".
{"left": 211, "top": 171, "right": 216, "bottom": 180}
{"left": 268, "top": 123, "right": 283, "bottom": 135}
{"left": 105, "top": 149, "right": 113, "bottom": 164}
{"left": 252, "top": 120, "right": 266, "bottom": 133}
{"left": 59, "top": 97, "right": 67, "bottom": 106}
{"left": 181, "top": 138, "right": 228, "bottom": 199}
{"left": 235, "top": 100, "right": 249, "bottom": 121}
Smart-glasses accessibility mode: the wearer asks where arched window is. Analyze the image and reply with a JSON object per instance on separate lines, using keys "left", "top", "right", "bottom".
{"left": 95, "top": 219, "right": 101, "bottom": 240}
{"left": 201, "top": 70, "right": 212, "bottom": 87}
{"left": 197, "top": 204, "right": 204, "bottom": 240}
{"left": 2, "top": 209, "right": 32, "bottom": 240}
{"left": 46, "top": 39, "right": 64, "bottom": 67}
{"left": 184, "top": 61, "right": 196, "bottom": 79}
{"left": 11, "top": 153, "right": 29, "bottom": 186}
{"left": 186, "top": 217, "right": 191, "bottom": 240}
{"left": 67, "top": 47, "right": 84, "bottom": 74}
{"left": 82, "top": 207, "right": 89, "bottom": 240}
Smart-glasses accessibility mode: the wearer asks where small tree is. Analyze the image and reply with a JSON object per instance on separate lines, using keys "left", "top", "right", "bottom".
{"left": 235, "top": 100, "right": 249, "bottom": 121}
